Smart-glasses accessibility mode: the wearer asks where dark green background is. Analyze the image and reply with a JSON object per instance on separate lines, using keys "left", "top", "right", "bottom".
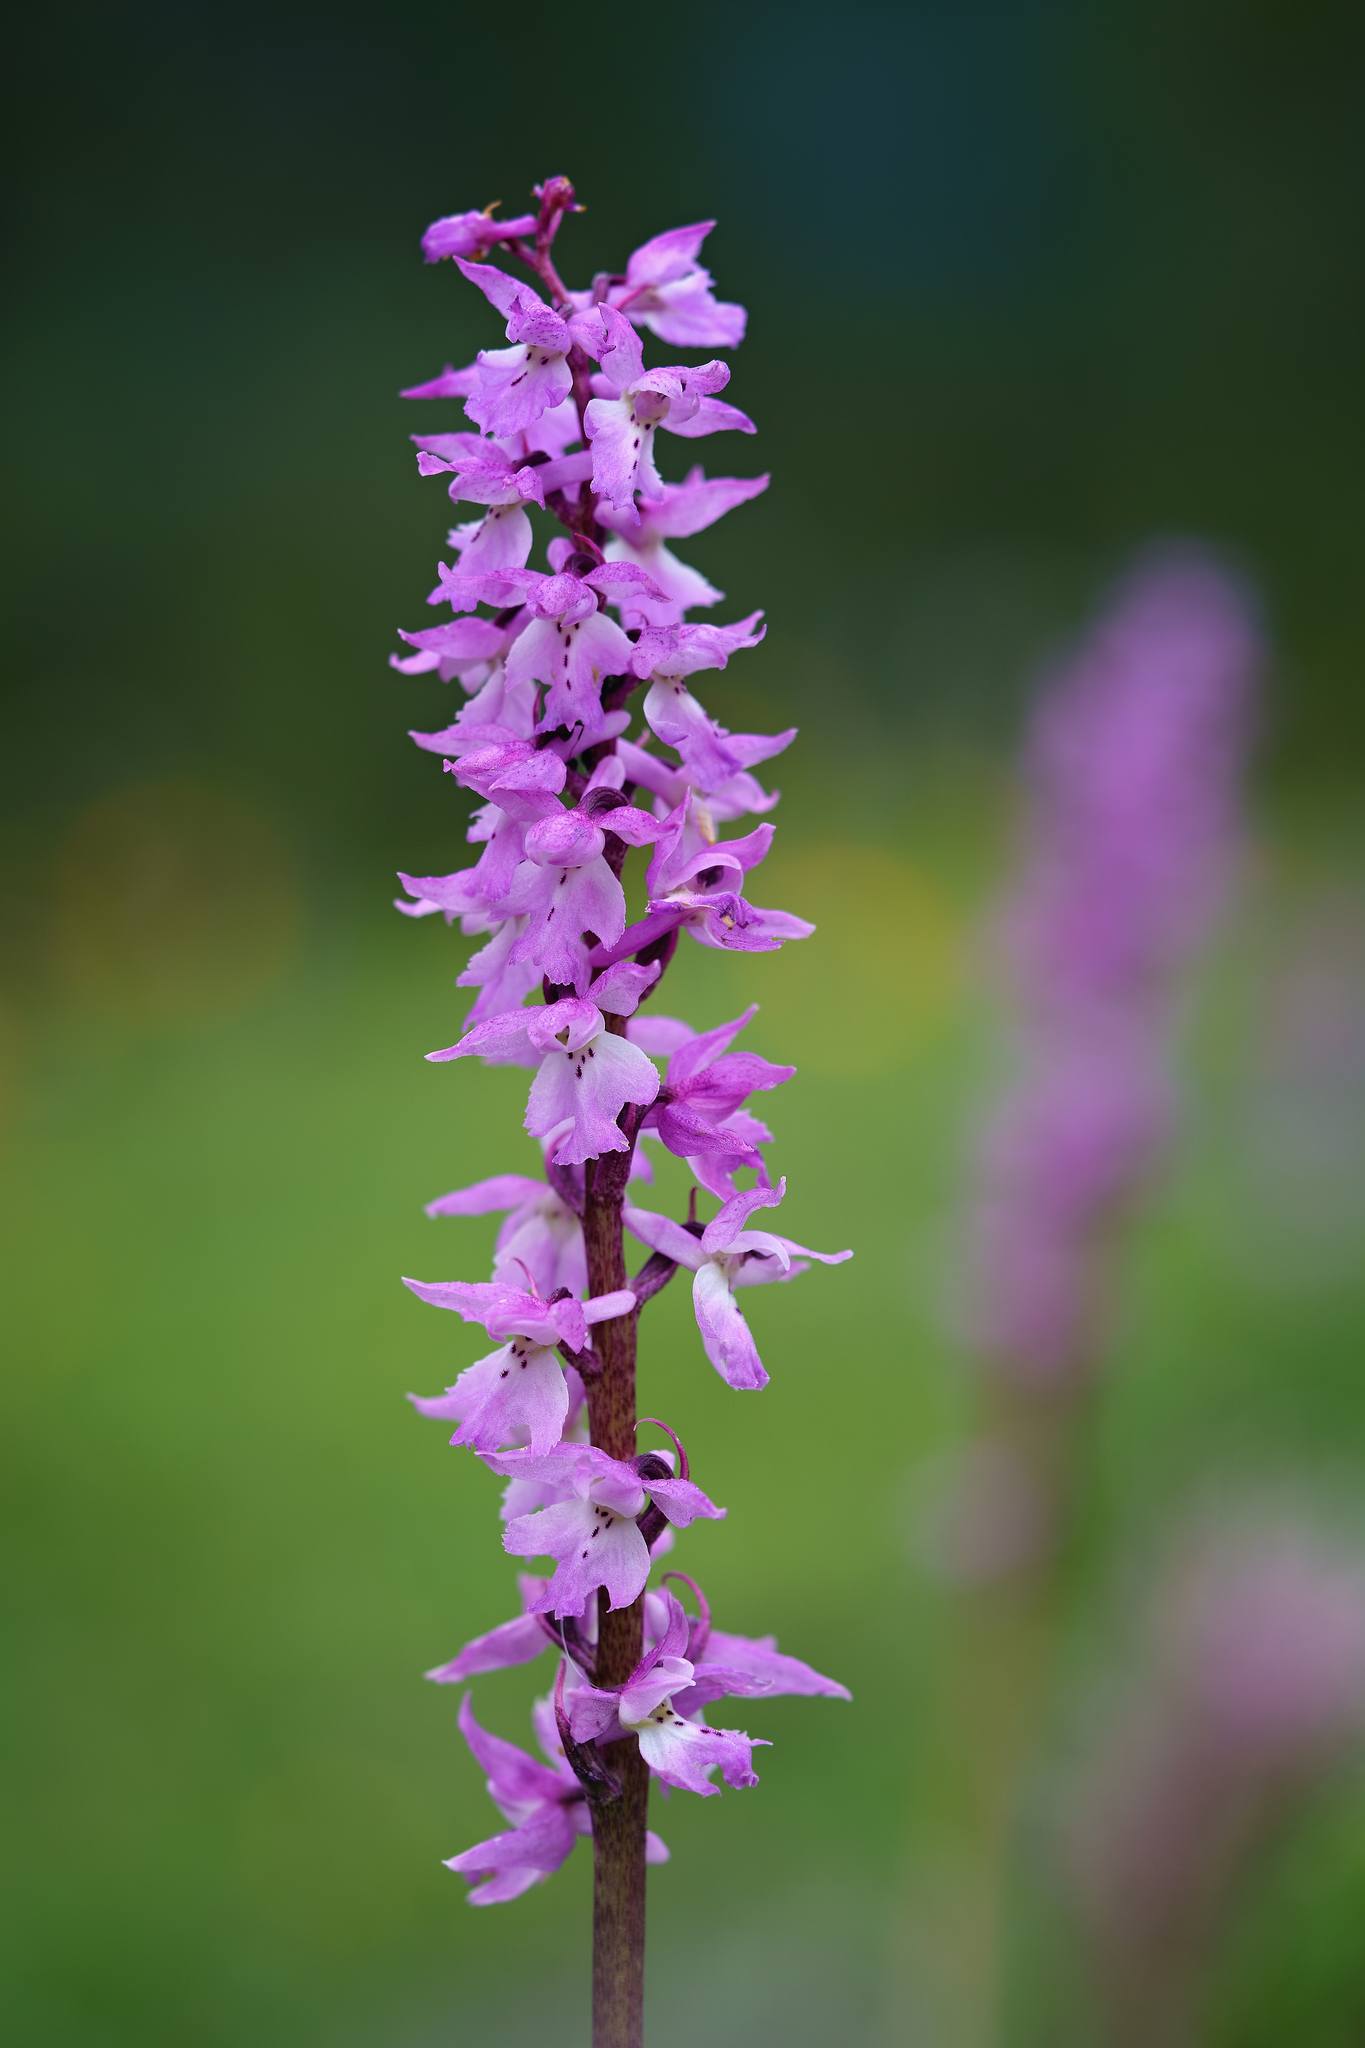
{"left": 5, "top": 3, "right": 1364, "bottom": 2043}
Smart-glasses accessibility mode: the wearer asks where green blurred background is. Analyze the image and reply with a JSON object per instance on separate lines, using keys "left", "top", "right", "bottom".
{"left": 5, "top": 2, "right": 1364, "bottom": 2042}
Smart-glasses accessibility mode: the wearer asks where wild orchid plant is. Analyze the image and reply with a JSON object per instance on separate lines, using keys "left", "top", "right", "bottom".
{"left": 946, "top": 550, "right": 1261, "bottom": 1579}
{"left": 911, "top": 553, "right": 1261, "bottom": 2044}
{"left": 391, "top": 178, "right": 850, "bottom": 2046}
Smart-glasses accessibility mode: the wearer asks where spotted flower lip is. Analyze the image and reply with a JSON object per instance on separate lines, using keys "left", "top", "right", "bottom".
{"left": 563, "top": 1591, "right": 773, "bottom": 1796}
{"left": 480, "top": 1445, "right": 725, "bottom": 1619}
{"left": 424, "top": 970, "right": 662, "bottom": 1165}
{"left": 402, "top": 1278, "right": 635, "bottom": 1453}
{"left": 451, "top": 257, "right": 581, "bottom": 439}
{"left": 576, "top": 304, "right": 754, "bottom": 510}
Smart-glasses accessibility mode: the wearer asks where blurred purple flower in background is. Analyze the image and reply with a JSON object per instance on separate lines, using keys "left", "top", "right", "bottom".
{"left": 1067, "top": 1512, "right": 1365, "bottom": 2044}
{"left": 970, "top": 547, "right": 1262, "bottom": 1386}
{"left": 906, "top": 551, "right": 1268, "bottom": 2048}
{"left": 928, "top": 551, "right": 1263, "bottom": 1590}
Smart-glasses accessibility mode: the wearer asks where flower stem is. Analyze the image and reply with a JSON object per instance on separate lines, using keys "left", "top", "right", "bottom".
{"left": 583, "top": 1109, "right": 648, "bottom": 2048}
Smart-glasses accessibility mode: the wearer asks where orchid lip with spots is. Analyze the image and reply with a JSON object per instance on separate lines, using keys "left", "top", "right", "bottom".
{"left": 390, "top": 174, "right": 850, "bottom": 2047}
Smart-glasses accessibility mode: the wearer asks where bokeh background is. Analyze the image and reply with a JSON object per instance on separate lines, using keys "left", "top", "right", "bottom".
{"left": 6, "top": 2, "right": 1364, "bottom": 2042}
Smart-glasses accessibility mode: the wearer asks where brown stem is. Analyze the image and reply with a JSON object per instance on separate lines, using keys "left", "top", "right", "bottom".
{"left": 583, "top": 1074, "right": 648, "bottom": 2048}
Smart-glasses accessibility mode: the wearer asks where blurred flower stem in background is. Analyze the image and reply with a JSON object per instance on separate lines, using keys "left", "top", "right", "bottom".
{"left": 907, "top": 550, "right": 1262, "bottom": 2045}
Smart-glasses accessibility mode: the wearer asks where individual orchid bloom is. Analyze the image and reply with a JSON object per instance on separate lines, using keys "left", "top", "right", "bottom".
{"left": 416, "top": 753, "right": 665, "bottom": 990}
{"left": 441, "top": 557, "right": 663, "bottom": 730}
{"left": 422, "top": 207, "right": 539, "bottom": 265}
{"left": 403, "top": 1276, "right": 634, "bottom": 1455}
{"left": 412, "top": 438, "right": 547, "bottom": 577}
{"left": 445, "top": 1695, "right": 669, "bottom": 1905}
{"left": 598, "top": 468, "right": 770, "bottom": 625}
{"left": 565, "top": 1591, "right": 768, "bottom": 1795}
{"left": 502, "top": 808, "right": 629, "bottom": 993}
{"left": 484, "top": 1444, "right": 724, "bottom": 1619}
{"left": 501, "top": 788, "right": 673, "bottom": 993}
{"left": 425, "top": 1168, "right": 587, "bottom": 1300}
{"left": 444, "top": 1694, "right": 583, "bottom": 1904}
{"left": 596, "top": 798, "right": 813, "bottom": 962}
{"left": 639, "top": 1002, "right": 794, "bottom": 1181}
{"left": 647, "top": 805, "right": 814, "bottom": 955}
{"left": 454, "top": 257, "right": 579, "bottom": 438}
{"left": 624, "top": 1179, "right": 852, "bottom": 1391}
{"left": 579, "top": 306, "right": 754, "bottom": 511}
{"left": 599, "top": 222, "right": 746, "bottom": 349}
{"left": 640, "top": 1580, "right": 851, "bottom": 1708}
{"left": 427, "top": 972, "right": 662, "bottom": 1166}
{"left": 630, "top": 615, "right": 770, "bottom": 787}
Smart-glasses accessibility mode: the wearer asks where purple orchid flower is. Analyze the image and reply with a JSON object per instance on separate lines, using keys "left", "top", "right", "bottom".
{"left": 445, "top": 1694, "right": 669, "bottom": 1904}
{"left": 595, "top": 221, "right": 747, "bottom": 349}
{"left": 437, "top": 556, "right": 665, "bottom": 730}
{"left": 625, "top": 1179, "right": 851, "bottom": 1390}
{"left": 426, "top": 1576, "right": 851, "bottom": 1705}
{"left": 598, "top": 796, "right": 814, "bottom": 963}
{"left": 578, "top": 305, "right": 754, "bottom": 511}
{"left": 404, "top": 1277, "right": 635, "bottom": 1454}
{"left": 635, "top": 1003, "right": 794, "bottom": 1191}
{"left": 564, "top": 1590, "right": 770, "bottom": 1796}
{"left": 413, "top": 748, "right": 668, "bottom": 994}
{"left": 428, "top": 969, "right": 663, "bottom": 1166}
{"left": 484, "top": 1443, "right": 725, "bottom": 1619}
{"left": 452, "top": 258, "right": 581, "bottom": 438}
{"left": 421, "top": 207, "right": 539, "bottom": 265}
{"left": 411, "top": 437, "right": 547, "bottom": 576}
